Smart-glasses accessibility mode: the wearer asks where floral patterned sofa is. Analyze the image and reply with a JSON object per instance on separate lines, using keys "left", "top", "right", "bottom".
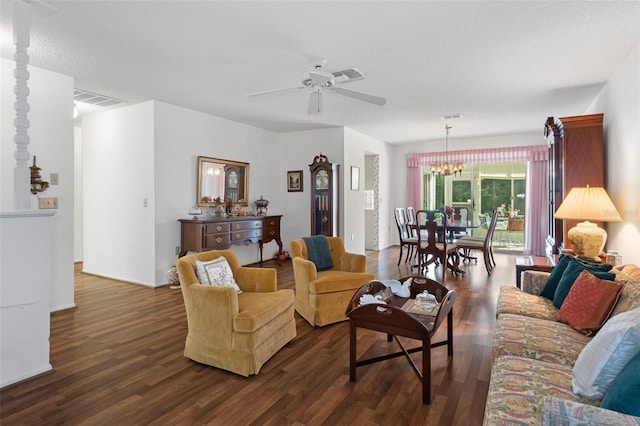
{"left": 483, "top": 260, "right": 640, "bottom": 425}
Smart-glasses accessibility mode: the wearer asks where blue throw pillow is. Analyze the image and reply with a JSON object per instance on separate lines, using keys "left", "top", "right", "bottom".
{"left": 540, "top": 254, "right": 573, "bottom": 299}
{"left": 600, "top": 352, "right": 640, "bottom": 416}
{"left": 552, "top": 259, "right": 615, "bottom": 308}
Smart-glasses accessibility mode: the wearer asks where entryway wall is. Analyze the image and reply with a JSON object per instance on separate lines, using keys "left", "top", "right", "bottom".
{"left": 365, "top": 154, "right": 379, "bottom": 250}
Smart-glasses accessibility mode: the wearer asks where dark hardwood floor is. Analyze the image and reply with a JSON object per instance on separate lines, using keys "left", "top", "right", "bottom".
{"left": 0, "top": 246, "right": 516, "bottom": 425}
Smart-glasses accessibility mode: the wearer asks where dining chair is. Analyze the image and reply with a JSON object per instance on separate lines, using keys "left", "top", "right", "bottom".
{"left": 406, "top": 206, "right": 418, "bottom": 237}
{"left": 394, "top": 208, "right": 418, "bottom": 266}
{"left": 452, "top": 206, "right": 470, "bottom": 239}
{"left": 456, "top": 209, "right": 499, "bottom": 275}
{"left": 415, "top": 209, "right": 462, "bottom": 281}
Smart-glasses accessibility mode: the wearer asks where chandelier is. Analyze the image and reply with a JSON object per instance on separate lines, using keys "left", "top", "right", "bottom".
{"left": 431, "top": 124, "right": 463, "bottom": 176}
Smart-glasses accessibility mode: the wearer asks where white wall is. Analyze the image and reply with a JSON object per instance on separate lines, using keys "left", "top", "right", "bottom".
{"left": 279, "top": 127, "right": 345, "bottom": 250}
{"left": 74, "top": 126, "right": 83, "bottom": 262}
{"left": 586, "top": 42, "right": 640, "bottom": 265}
{"left": 343, "top": 127, "right": 394, "bottom": 253}
{"left": 81, "top": 102, "right": 157, "bottom": 285}
{"left": 153, "top": 101, "right": 281, "bottom": 281}
{"left": 1, "top": 59, "right": 75, "bottom": 312}
{"left": 81, "top": 101, "right": 283, "bottom": 286}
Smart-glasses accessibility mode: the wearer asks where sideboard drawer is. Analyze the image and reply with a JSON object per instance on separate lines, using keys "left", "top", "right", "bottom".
{"left": 204, "top": 223, "right": 230, "bottom": 234}
{"left": 204, "top": 233, "right": 231, "bottom": 247}
{"left": 230, "top": 220, "right": 262, "bottom": 231}
{"left": 231, "top": 228, "right": 262, "bottom": 242}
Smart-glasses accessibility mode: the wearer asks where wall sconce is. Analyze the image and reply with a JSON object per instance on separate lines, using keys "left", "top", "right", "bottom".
{"left": 30, "top": 156, "right": 49, "bottom": 194}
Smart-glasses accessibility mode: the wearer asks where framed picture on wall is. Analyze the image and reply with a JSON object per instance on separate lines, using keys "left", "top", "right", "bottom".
{"left": 351, "top": 166, "right": 360, "bottom": 190}
{"left": 287, "top": 170, "right": 303, "bottom": 192}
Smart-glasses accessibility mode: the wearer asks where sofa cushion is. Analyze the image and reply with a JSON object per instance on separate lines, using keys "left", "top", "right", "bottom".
{"left": 539, "top": 397, "right": 640, "bottom": 425}
{"left": 600, "top": 352, "right": 640, "bottom": 416}
{"left": 553, "top": 260, "right": 615, "bottom": 308}
{"left": 540, "top": 254, "right": 573, "bottom": 299}
{"left": 310, "top": 270, "right": 375, "bottom": 294}
{"left": 492, "top": 313, "right": 591, "bottom": 366}
{"left": 483, "top": 355, "right": 594, "bottom": 426}
{"left": 234, "top": 289, "right": 294, "bottom": 333}
{"left": 495, "top": 285, "right": 558, "bottom": 321}
{"left": 556, "top": 270, "right": 622, "bottom": 336}
{"left": 611, "top": 272, "right": 640, "bottom": 318}
{"left": 196, "top": 257, "right": 242, "bottom": 293}
{"left": 572, "top": 308, "right": 640, "bottom": 399}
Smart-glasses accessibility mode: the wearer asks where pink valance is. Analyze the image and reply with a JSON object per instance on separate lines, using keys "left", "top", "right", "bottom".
{"left": 407, "top": 144, "right": 548, "bottom": 167}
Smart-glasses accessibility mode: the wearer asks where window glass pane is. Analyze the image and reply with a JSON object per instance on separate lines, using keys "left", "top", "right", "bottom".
{"left": 451, "top": 180, "right": 471, "bottom": 204}
{"left": 514, "top": 179, "right": 525, "bottom": 216}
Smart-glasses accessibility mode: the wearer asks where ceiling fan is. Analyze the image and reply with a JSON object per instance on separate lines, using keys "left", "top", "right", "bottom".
{"left": 246, "top": 58, "right": 386, "bottom": 114}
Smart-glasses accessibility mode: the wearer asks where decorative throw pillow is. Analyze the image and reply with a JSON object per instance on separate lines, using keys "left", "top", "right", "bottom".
{"left": 540, "top": 254, "right": 573, "bottom": 299}
{"left": 195, "top": 257, "right": 242, "bottom": 293}
{"left": 556, "top": 270, "right": 622, "bottom": 336}
{"left": 552, "top": 259, "right": 615, "bottom": 308}
{"left": 600, "top": 352, "right": 640, "bottom": 416}
{"left": 572, "top": 308, "right": 640, "bottom": 399}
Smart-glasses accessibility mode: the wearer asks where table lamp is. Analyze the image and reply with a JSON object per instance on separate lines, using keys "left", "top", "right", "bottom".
{"left": 554, "top": 186, "right": 622, "bottom": 260}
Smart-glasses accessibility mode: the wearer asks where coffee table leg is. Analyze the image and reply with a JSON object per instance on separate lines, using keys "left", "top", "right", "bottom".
{"left": 423, "top": 336, "right": 431, "bottom": 404}
{"left": 350, "top": 319, "right": 357, "bottom": 382}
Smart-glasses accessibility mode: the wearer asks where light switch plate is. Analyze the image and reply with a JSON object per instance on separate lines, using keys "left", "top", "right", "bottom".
{"left": 50, "top": 173, "right": 59, "bottom": 185}
{"left": 38, "top": 197, "right": 58, "bottom": 209}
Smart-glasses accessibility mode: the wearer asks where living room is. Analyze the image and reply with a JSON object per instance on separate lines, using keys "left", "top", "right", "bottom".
{"left": 1, "top": 1, "right": 639, "bottom": 422}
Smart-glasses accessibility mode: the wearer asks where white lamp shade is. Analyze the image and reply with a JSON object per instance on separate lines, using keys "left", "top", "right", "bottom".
{"left": 555, "top": 186, "right": 621, "bottom": 260}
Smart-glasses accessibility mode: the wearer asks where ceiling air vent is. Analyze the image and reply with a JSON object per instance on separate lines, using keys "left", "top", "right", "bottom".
{"left": 74, "top": 89, "right": 125, "bottom": 107}
{"left": 332, "top": 68, "right": 365, "bottom": 84}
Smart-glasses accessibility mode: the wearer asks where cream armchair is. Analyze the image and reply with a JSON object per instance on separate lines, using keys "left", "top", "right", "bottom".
{"left": 176, "top": 250, "right": 296, "bottom": 376}
{"left": 291, "top": 237, "right": 375, "bottom": 327}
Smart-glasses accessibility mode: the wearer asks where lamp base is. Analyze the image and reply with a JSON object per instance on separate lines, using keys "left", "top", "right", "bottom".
{"left": 566, "top": 221, "right": 607, "bottom": 261}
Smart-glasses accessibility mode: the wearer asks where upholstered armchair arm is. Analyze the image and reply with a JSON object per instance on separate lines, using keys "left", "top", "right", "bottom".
{"left": 521, "top": 271, "right": 551, "bottom": 295}
{"left": 235, "top": 267, "right": 277, "bottom": 293}
{"left": 292, "top": 257, "right": 318, "bottom": 281}
{"left": 539, "top": 397, "right": 640, "bottom": 425}
{"left": 182, "top": 283, "right": 238, "bottom": 343}
{"left": 339, "top": 252, "right": 367, "bottom": 273}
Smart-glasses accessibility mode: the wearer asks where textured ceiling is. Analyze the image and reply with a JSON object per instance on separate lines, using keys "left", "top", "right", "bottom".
{"left": 1, "top": 1, "right": 639, "bottom": 145}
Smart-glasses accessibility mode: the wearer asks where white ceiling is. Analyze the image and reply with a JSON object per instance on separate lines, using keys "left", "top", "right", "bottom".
{"left": 1, "top": 1, "right": 639, "bottom": 145}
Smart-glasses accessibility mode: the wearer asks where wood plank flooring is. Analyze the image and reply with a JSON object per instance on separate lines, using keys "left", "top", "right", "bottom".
{"left": 0, "top": 247, "right": 516, "bottom": 425}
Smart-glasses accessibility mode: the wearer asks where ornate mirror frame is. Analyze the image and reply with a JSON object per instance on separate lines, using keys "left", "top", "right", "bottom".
{"left": 197, "top": 156, "right": 249, "bottom": 207}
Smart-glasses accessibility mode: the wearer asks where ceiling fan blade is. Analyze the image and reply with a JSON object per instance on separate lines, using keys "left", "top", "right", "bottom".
{"left": 308, "top": 90, "right": 322, "bottom": 114}
{"left": 330, "top": 86, "right": 386, "bottom": 106}
{"left": 247, "top": 86, "right": 305, "bottom": 98}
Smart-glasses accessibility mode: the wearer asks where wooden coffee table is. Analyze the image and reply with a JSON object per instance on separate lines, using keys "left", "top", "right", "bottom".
{"left": 345, "top": 276, "right": 457, "bottom": 404}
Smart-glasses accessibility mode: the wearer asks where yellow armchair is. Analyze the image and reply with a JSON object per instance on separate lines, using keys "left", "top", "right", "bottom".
{"left": 290, "top": 237, "right": 375, "bottom": 327}
{"left": 176, "top": 250, "right": 296, "bottom": 376}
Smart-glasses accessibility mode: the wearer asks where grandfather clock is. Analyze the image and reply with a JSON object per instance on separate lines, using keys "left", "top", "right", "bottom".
{"left": 309, "top": 154, "right": 339, "bottom": 236}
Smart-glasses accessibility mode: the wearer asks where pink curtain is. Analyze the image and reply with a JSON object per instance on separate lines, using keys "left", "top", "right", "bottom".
{"left": 407, "top": 144, "right": 549, "bottom": 254}
{"left": 525, "top": 159, "right": 548, "bottom": 256}
{"left": 406, "top": 166, "right": 422, "bottom": 212}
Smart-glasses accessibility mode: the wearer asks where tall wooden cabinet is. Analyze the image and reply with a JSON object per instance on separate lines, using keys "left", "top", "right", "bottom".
{"left": 544, "top": 114, "right": 604, "bottom": 256}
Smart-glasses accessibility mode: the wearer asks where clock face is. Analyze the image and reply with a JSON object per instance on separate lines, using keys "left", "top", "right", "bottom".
{"left": 315, "top": 173, "right": 329, "bottom": 190}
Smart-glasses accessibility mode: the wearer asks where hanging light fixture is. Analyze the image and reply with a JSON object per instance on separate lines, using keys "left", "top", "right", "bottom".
{"left": 431, "top": 124, "right": 463, "bottom": 176}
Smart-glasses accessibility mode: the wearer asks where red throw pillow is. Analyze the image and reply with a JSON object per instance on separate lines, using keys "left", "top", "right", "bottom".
{"left": 556, "top": 270, "right": 622, "bottom": 336}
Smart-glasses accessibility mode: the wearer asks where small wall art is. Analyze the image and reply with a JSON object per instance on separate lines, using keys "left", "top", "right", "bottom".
{"left": 287, "top": 170, "right": 303, "bottom": 192}
{"left": 350, "top": 166, "right": 360, "bottom": 191}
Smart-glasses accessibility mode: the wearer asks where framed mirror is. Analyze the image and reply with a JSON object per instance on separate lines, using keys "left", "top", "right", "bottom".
{"left": 197, "top": 156, "right": 249, "bottom": 207}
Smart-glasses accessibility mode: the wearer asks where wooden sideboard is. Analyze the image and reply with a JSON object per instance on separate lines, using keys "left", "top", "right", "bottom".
{"left": 179, "top": 215, "right": 283, "bottom": 263}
